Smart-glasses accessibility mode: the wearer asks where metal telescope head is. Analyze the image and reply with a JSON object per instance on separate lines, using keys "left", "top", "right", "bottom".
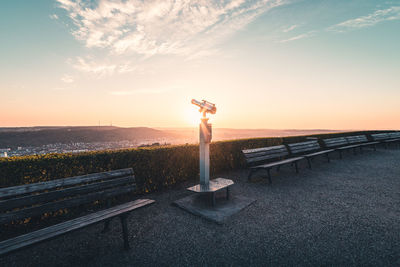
{"left": 191, "top": 99, "right": 217, "bottom": 117}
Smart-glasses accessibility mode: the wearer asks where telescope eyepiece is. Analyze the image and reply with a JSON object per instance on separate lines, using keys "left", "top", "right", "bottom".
{"left": 191, "top": 99, "right": 217, "bottom": 115}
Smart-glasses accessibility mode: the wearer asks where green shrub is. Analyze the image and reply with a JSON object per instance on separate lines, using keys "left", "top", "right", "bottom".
{"left": 0, "top": 130, "right": 388, "bottom": 193}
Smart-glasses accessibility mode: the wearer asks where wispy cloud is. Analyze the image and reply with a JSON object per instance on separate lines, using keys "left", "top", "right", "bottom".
{"left": 49, "top": 14, "right": 59, "bottom": 20}
{"left": 328, "top": 6, "right": 400, "bottom": 32}
{"left": 61, "top": 74, "right": 74, "bottom": 83}
{"left": 71, "top": 57, "right": 116, "bottom": 75}
{"left": 282, "top": 24, "right": 298, "bottom": 33}
{"left": 185, "top": 49, "right": 220, "bottom": 61}
{"left": 110, "top": 87, "right": 175, "bottom": 96}
{"left": 57, "top": 0, "right": 285, "bottom": 57}
{"left": 69, "top": 57, "right": 136, "bottom": 76}
{"left": 279, "top": 31, "right": 315, "bottom": 43}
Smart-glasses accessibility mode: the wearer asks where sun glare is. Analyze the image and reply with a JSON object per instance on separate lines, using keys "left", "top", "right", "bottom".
{"left": 184, "top": 105, "right": 202, "bottom": 127}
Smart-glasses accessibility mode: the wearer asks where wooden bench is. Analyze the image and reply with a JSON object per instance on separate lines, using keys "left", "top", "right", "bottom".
{"left": 388, "top": 132, "right": 400, "bottom": 140}
{"left": 345, "top": 135, "right": 379, "bottom": 152}
{"left": 287, "top": 140, "right": 334, "bottom": 169}
{"left": 0, "top": 168, "right": 154, "bottom": 256}
{"left": 370, "top": 133, "right": 389, "bottom": 142}
{"left": 383, "top": 132, "right": 400, "bottom": 148}
{"left": 370, "top": 133, "right": 392, "bottom": 149}
{"left": 322, "top": 137, "right": 360, "bottom": 158}
{"left": 242, "top": 145, "right": 304, "bottom": 184}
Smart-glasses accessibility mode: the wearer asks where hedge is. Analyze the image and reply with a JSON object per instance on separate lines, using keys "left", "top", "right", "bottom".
{"left": 0, "top": 130, "right": 390, "bottom": 193}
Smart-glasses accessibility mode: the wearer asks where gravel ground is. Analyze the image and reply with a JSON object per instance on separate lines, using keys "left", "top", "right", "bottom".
{"left": 1, "top": 147, "right": 400, "bottom": 266}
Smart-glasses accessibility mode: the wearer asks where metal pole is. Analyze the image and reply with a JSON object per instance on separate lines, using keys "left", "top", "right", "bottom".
{"left": 199, "top": 117, "right": 210, "bottom": 187}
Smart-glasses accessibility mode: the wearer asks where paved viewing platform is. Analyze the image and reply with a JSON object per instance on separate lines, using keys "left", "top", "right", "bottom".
{"left": 2, "top": 148, "right": 399, "bottom": 266}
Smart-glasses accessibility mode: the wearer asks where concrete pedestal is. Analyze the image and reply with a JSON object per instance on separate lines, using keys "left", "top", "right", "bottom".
{"left": 174, "top": 179, "right": 256, "bottom": 224}
{"left": 187, "top": 178, "right": 234, "bottom": 206}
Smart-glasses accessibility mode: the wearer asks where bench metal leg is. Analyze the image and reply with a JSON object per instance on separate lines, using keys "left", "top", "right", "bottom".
{"left": 212, "top": 193, "right": 216, "bottom": 206}
{"left": 102, "top": 199, "right": 112, "bottom": 233}
{"left": 266, "top": 168, "right": 272, "bottom": 184}
{"left": 102, "top": 219, "right": 111, "bottom": 233}
{"left": 294, "top": 162, "right": 299, "bottom": 173}
{"left": 339, "top": 150, "right": 343, "bottom": 159}
{"left": 306, "top": 157, "right": 312, "bottom": 169}
{"left": 248, "top": 169, "right": 255, "bottom": 182}
{"left": 120, "top": 215, "right": 130, "bottom": 250}
{"left": 325, "top": 153, "right": 330, "bottom": 163}
{"left": 226, "top": 187, "right": 230, "bottom": 200}
{"left": 277, "top": 165, "right": 281, "bottom": 172}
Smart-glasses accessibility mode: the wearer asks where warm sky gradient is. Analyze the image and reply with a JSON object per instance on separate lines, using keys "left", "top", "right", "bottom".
{"left": 1, "top": 0, "right": 399, "bottom": 129}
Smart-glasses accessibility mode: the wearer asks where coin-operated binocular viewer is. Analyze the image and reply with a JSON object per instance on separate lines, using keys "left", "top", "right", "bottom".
{"left": 191, "top": 99, "right": 216, "bottom": 187}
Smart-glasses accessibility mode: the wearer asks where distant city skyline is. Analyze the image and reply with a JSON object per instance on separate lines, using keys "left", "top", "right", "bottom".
{"left": 1, "top": 0, "right": 399, "bottom": 130}
{"left": 0, "top": 126, "right": 346, "bottom": 156}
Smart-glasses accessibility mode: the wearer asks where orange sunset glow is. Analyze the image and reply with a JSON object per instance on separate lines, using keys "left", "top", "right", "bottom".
{"left": 1, "top": 1, "right": 399, "bottom": 130}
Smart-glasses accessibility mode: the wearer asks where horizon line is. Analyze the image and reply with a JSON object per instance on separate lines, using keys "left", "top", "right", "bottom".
{"left": 0, "top": 125, "right": 397, "bottom": 131}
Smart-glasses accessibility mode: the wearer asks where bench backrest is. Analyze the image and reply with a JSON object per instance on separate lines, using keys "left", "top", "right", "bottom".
{"left": 242, "top": 145, "right": 289, "bottom": 165}
{"left": 346, "top": 135, "right": 368, "bottom": 144}
{"left": 322, "top": 137, "right": 348, "bottom": 148}
{"left": 0, "top": 168, "right": 136, "bottom": 225}
{"left": 287, "top": 140, "right": 321, "bottom": 155}
{"left": 388, "top": 132, "right": 400, "bottom": 139}
{"left": 370, "top": 133, "right": 389, "bottom": 141}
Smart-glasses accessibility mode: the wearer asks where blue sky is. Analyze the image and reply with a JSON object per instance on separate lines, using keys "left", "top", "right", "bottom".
{"left": 1, "top": 0, "right": 399, "bottom": 129}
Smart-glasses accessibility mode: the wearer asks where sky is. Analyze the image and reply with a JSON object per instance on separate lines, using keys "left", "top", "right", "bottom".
{"left": 0, "top": 0, "right": 399, "bottom": 130}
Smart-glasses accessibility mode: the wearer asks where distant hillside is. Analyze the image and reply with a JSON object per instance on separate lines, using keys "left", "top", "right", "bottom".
{"left": 0, "top": 126, "right": 170, "bottom": 148}
{"left": 0, "top": 126, "right": 348, "bottom": 149}
{"left": 160, "top": 128, "right": 346, "bottom": 142}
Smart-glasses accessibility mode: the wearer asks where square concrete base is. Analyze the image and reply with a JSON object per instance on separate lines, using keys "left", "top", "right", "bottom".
{"left": 173, "top": 192, "right": 256, "bottom": 224}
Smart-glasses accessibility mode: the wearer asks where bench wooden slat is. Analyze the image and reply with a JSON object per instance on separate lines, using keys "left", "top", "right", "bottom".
{"left": 287, "top": 141, "right": 317, "bottom": 147}
{"left": 242, "top": 145, "right": 286, "bottom": 154}
{"left": 346, "top": 135, "right": 368, "bottom": 144}
{"left": 0, "top": 185, "right": 136, "bottom": 224}
{"left": 0, "top": 176, "right": 135, "bottom": 212}
{"left": 387, "top": 132, "right": 400, "bottom": 140}
{"left": 325, "top": 141, "right": 347, "bottom": 145}
{"left": 289, "top": 143, "right": 319, "bottom": 149}
{"left": 246, "top": 156, "right": 279, "bottom": 164}
{"left": 245, "top": 153, "right": 287, "bottom": 163}
{"left": 290, "top": 147, "right": 320, "bottom": 153}
{"left": 324, "top": 139, "right": 347, "bottom": 143}
{"left": 0, "top": 199, "right": 155, "bottom": 256}
{"left": 322, "top": 137, "right": 348, "bottom": 148}
{"left": 336, "top": 144, "right": 361, "bottom": 150}
{"left": 250, "top": 157, "right": 304, "bottom": 169}
{"left": 303, "top": 149, "right": 335, "bottom": 157}
{"left": 390, "top": 132, "right": 400, "bottom": 137}
{"left": 359, "top": 141, "right": 379, "bottom": 146}
{"left": 0, "top": 168, "right": 134, "bottom": 199}
{"left": 288, "top": 143, "right": 318, "bottom": 148}
{"left": 243, "top": 149, "right": 287, "bottom": 159}
{"left": 384, "top": 138, "right": 400, "bottom": 143}
{"left": 242, "top": 145, "right": 289, "bottom": 164}
{"left": 287, "top": 141, "right": 320, "bottom": 154}
{"left": 371, "top": 133, "right": 389, "bottom": 141}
